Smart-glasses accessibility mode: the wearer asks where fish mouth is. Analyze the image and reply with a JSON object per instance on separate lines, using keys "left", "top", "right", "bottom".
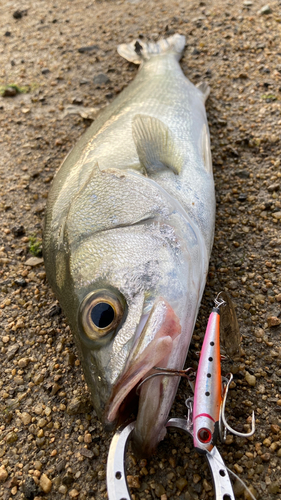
{"left": 105, "top": 298, "right": 181, "bottom": 452}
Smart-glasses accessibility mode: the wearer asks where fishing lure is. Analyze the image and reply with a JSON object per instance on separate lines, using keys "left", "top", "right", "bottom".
{"left": 106, "top": 294, "right": 256, "bottom": 500}
{"left": 191, "top": 293, "right": 255, "bottom": 453}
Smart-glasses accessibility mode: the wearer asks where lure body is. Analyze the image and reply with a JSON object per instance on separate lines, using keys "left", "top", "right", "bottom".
{"left": 193, "top": 307, "right": 222, "bottom": 452}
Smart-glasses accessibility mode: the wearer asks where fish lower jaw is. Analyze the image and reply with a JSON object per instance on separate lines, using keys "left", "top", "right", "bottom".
{"left": 106, "top": 298, "right": 182, "bottom": 447}
{"left": 105, "top": 349, "right": 171, "bottom": 425}
{"left": 105, "top": 365, "right": 169, "bottom": 456}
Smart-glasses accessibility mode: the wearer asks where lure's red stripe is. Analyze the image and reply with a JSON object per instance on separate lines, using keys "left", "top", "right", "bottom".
{"left": 194, "top": 413, "right": 215, "bottom": 423}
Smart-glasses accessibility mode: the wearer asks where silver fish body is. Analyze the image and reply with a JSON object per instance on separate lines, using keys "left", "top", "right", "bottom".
{"left": 44, "top": 34, "right": 215, "bottom": 455}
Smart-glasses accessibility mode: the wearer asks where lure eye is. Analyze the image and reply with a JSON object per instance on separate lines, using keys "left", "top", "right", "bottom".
{"left": 80, "top": 290, "right": 124, "bottom": 340}
{"left": 197, "top": 427, "right": 212, "bottom": 444}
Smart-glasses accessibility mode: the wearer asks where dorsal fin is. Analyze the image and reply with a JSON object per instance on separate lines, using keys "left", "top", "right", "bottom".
{"left": 132, "top": 114, "right": 183, "bottom": 176}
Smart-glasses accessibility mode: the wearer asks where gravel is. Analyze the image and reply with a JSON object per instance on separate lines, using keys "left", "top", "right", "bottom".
{"left": 1, "top": 0, "right": 281, "bottom": 499}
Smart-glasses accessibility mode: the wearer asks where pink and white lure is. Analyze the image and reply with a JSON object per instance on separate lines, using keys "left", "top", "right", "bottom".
{"left": 192, "top": 295, "right": 255, "bottom": 453}
{"left": 193, "top": 302, "right": 223, "bottom": 452}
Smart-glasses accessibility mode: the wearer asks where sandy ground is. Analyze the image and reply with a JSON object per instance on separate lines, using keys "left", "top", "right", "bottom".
{"left": 1, "top": 0, "right": 281, "bottom": 499}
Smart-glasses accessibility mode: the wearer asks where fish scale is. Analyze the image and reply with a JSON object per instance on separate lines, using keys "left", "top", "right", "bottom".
{"left": 44, "top": 33, "right": 216, "bottom": 455}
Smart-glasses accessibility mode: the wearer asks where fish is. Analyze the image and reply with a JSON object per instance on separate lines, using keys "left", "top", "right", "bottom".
{"left": 43, "top": 34, "right": 216, "bottom": 455}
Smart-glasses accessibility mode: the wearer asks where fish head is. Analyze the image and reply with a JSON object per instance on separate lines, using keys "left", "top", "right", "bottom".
{"left": 46, "top": 165, "right": 207, "bottom": 455}
{"left": 68, "top": 220, "right": 183, "bottom": 420}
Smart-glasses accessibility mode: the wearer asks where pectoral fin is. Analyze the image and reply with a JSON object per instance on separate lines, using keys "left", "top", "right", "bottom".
{"left": 132, "top": 114, "right": 183, "bottom": 176}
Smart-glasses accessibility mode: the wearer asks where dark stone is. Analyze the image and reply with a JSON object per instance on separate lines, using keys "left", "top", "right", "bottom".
{"left": 36, "top": 437, "right": 46, "bottom": 447}
{"left": 7, "top": 344, "right": 20, "bottom": 361}
{"left": 105, "top": 92, "right": 113, "bottom": 99}
{"left": 264, "top": 201, "right": 273, "bottom": 210}
{"left": 14, "top": 278, "right": 27, "bottom": 287}
{"left": 78, "top": 45, "right": 99, "bottom": 53}
{"left": 41, "top": 68, "right": 50, "bottom": 74}
{"left": 79, "top": 447, "right": 94, "bottom": 459}
{"left": 72, "top": 97, "right": 83, "bottom": 105}
{"left": 268, "top": 482, "right": 280, "bottom": 495}
{"left": 15, "top": 248, "right": 24, "bottom": 255}
{"left": 22, "top": 476, "right": 38, "bottom": 500}
{"left": 193, "top": 482, "right": 202, "bottom": 494}
{"left": 228, "top": 146, "right": 239, "bottom": 157}
{"left": 47, "top": 303, "right": 61, "bottom": 317}
{"left": 12, "top": 225, "right": 25, "bottom": 237}
{"left": 2, "top": 87, "right": 17, "bottom": 97}
{"left": 233, "top": 479, "right": 244, "bottom": 497}
{"left": 4, "top": 31, "right": 11, "bottom": 36}
{"left": 154, "top": 483, "right": 166, "bottom": 497}
{"left": 236, "top": 170, "right": 250, "bottom": 178}
{"left": 192, "top": 48, "right": 200, "bottom": 55}
{"left": 62, "top": 471, "right": 74, "bottom": 486}
{"left": 93, "top": 73, "right": 110, "bottom": 85}
{"left": 66, "top": 352, "right": 75, "bottom": 366}
{"left": 238, "top": 193, "right": 247, "bottom": 202}
{"left": 217, "top": 118, "right": 227, "bottom": 126}
{"left": 56, "top": 458, "right": 66, "bottom": 472}
{"left": 79, "top": 79, "right": 90, "bottom": 85}
{"left": 66, "top": 396, "right": 93, "bottom": 415}
{"left": 13, "top": 10, "right": 24, "bottom": 19}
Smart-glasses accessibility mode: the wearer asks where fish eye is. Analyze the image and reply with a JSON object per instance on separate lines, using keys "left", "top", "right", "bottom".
{"left": 80, "top": 290, "right": 124, "bottom": 340}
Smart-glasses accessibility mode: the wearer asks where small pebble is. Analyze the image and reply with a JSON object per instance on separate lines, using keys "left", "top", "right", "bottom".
{"left": 127, "top": 475, "right": 141, "bottom": 489}
{"left": 69, "top": 489, "right": 80, "bottom": 498}
{"left": 84, "top": 432, "right": 92, "bottom": 444}
{"left": 0, "top": 466, "right": 8, "bottom": 482}
{"left": 59, "top": 484, "right": 68, "bottom": 494}
{"left": 258, "top": 5, "right": 272, "bottom": 15}
{"left": 272, "top": 211, "right": 281, "bottom": 220}
{"left": 193, "top": 474, "right": 201, "bottom": 484}
{"left": 176, "top": 478, "right": 188, "bottom": 492}
{"left": 6, "top": 431, "right": 18, "bottom": 444}
{"left": 39, "top": 473, "right": 52, "bottom": 493}
{"left": 93, "top": 73, "right": 110, "bottom": 85}
{"left": 244, "top": 486, "right": 257, "bottom": 500}
{"left": 21, "top": 412, "right": 32, "bottom": 425}
{"left": 18, "top": 357, "right": 29, "bottom": 368}
{"left": 268, "top": 482, "right": 280, "bottom": 494}
{"left": 267, "top": 316, "right": 281, "bottom": 327}
{"left": 245, "top": 371, "right": 256, "bottom": 386}
{"left": 24, "top": 257, "right": 44, "bottom": 266}
{"left": 203, "top": 479, "right": 212, "bottom": 492}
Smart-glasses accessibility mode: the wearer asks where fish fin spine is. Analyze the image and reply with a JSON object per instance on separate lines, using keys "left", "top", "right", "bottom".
{"left": 196, "top": 81, "right": 211, "bottom": 102}
{"left": 117, "top": 34, "right": 186, "bottom": 64}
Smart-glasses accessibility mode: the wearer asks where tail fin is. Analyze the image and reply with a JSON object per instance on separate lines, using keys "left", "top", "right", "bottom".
{"left": 117, "top": 34, "right": 186, "bottom": 65}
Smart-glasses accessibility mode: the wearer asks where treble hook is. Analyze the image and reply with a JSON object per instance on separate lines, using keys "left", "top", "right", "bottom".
{"left": 220, "top": 373, "right": 255, "bottom": 440}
